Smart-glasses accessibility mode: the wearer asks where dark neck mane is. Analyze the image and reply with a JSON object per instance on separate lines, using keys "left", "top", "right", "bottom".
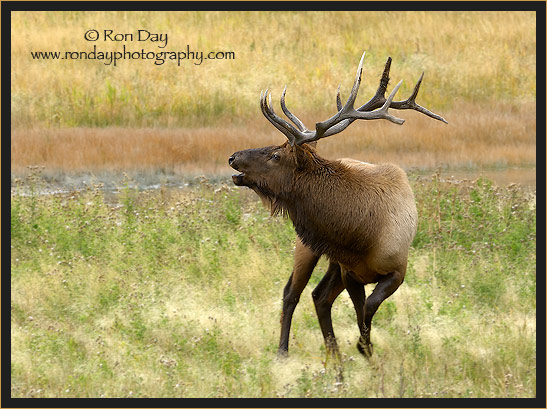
{"left": 280, "top": 155, "right": 374, "bottom": 262}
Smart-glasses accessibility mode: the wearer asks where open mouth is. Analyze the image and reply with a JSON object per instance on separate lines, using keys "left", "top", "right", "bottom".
{"left": 232, "top": 173, "right": 245, "bottom": 186}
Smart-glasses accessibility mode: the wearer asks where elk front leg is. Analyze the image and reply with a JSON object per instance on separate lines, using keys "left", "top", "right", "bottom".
{"left": 278, "top": 238, "right": 320, "bottom": 357}
{"left": 312, "top": 261, "right": 344, "bottom": 361}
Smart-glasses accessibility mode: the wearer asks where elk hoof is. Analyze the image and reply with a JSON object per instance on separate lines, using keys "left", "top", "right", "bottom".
{"left": 357, "top": 337, "right": 373, "bottom": 358}
{"left": 276, "top": 349, "right": 289, "bottom": 359}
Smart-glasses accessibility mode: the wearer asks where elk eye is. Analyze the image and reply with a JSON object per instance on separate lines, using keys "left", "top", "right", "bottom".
{"left": 270, "top": 153, "right": 281, "bottom": 161}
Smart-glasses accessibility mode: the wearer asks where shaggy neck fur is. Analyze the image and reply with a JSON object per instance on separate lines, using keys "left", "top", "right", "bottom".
{"left": 264, "top": 146, "right": 387, "bottom": 264}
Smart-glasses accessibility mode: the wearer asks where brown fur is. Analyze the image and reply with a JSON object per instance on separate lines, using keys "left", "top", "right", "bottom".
{"left": 230, "top": 142, "right": 417, "bottom": 283}
{"left": 229, "top": 141, "right": 417, "bottom": 363}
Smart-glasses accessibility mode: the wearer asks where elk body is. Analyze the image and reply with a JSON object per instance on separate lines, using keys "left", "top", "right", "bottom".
{"left": 229, "top": 52, "right": 446, "bottom": 362}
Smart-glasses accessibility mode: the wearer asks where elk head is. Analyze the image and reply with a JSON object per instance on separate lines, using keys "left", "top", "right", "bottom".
{"left": 228, "top": 142, "right": 318, "bottom": 203}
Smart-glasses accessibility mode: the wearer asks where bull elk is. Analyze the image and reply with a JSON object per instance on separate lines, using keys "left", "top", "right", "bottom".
{"left": 229, "top": 52, "right": 446, "bottom": 365}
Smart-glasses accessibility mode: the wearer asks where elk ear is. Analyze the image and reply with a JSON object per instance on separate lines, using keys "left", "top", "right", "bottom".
{"left": 293, "top": 144, "right": 315, "bottom": 170}
{"left": 304, "top": 141, "right": 317, "bottom": 151}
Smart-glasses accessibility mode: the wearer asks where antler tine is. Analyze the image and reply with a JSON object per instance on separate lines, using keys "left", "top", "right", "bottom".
{"left": 260, "top": 89, "right": 297, "bottom": 145}
{"left": 313, "top": 51, "right": 367, "bottom": 140}
{"left": 409, "top": 72, "right": 424, "bottom": 102}
{"left": 336, "top": 85, "right": 342, "bottom": 111}
{"left": 263, "top": 89, "right": 318, "bottom": 145}
{"left": 378, "top": 80, "right": 405, "bottom": 124}
{"left": 346, "top": 51, "right": 367, "bottom": 110}
{"left": 391, "top": 73, "right": 448, "bottom": 123}
{"left": 267, "top": 91, "right": 315, "bottom": 145}
{"left": 356, "top": 56, "right": 392, "bottom": 112}
{"left": 280, "top": 86, "right": 310, "bottom": 133}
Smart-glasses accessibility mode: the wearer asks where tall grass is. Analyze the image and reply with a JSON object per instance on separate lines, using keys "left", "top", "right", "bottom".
{"left": 9, "top": 10, "right": 538, "bottom": 398}
{"left": 11, "top": 11, "right": 536, "bottom": 128}
{"left": 10, "top": 100, "right": 536, "bottom": 175}
{"left": 11, "top": 170, "right": 536, "bottom": 398}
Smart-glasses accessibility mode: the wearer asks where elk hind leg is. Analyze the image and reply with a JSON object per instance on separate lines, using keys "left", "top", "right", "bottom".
{"left": 361, "top": 270, "right": 405, "bottom": 356}
{"left": 278, "top": 239, "right": 319, "bottom": 357}
{"left": 341, "top": 271, "right": 371, "bottom": 358}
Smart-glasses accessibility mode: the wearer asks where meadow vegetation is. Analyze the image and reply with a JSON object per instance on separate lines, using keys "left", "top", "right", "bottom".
{"left": 11, "top": 11, "right": 536, "bottom": 127}
{"left": 10, "top": 100, "right": 536, "bottom": 176}
{"left": 10, "top": 9, "right": 537, "bottom": 400}
{"left": 11, "top": 170, "right": 536, "bottom": 398}
{"left": 11, "top": 10, "right": 536, "bottom": 174}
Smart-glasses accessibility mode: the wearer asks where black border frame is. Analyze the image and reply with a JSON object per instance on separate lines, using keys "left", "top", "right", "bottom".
{"left": 2, "top": 2, "right": 545, "bottom": 408}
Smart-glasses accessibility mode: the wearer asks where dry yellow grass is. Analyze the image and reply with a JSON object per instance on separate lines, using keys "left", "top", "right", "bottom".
{"left": 11, "top": 11, "right": 536, "bottom": 128}
{"left": 10, "top": 10, "right": 536, "bottom": 178}
{"left": 11, "top": 101, "right": 536, "bottom": 175}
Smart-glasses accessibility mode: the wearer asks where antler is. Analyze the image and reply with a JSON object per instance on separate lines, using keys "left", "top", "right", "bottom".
{"left": 261, "top": 51, "right": 447, "bottom": 146}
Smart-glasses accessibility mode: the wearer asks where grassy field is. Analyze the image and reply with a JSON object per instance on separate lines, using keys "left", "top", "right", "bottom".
{"left": 11, "top": 11, "right": 536, "bottom": 128}
{"left": 10, "top": 9, "right": 538, "bottom": 400}
{"left": 10, "top": 100, "right": 536, "bottom": 176}
{"left": 10, "top": 11, "right": 536, "bottom": 176}
{"left": 10, "top": 170, "right": 536, "bottom": 398}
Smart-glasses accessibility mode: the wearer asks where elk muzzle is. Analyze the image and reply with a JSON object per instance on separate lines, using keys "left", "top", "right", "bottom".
{"left": 229, "top": 151, "right": 246, "bottom": 186}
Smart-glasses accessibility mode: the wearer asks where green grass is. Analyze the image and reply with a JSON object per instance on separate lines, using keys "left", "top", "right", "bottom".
{"left": 10, "top": 170, "right": 536, "bottom": 398}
